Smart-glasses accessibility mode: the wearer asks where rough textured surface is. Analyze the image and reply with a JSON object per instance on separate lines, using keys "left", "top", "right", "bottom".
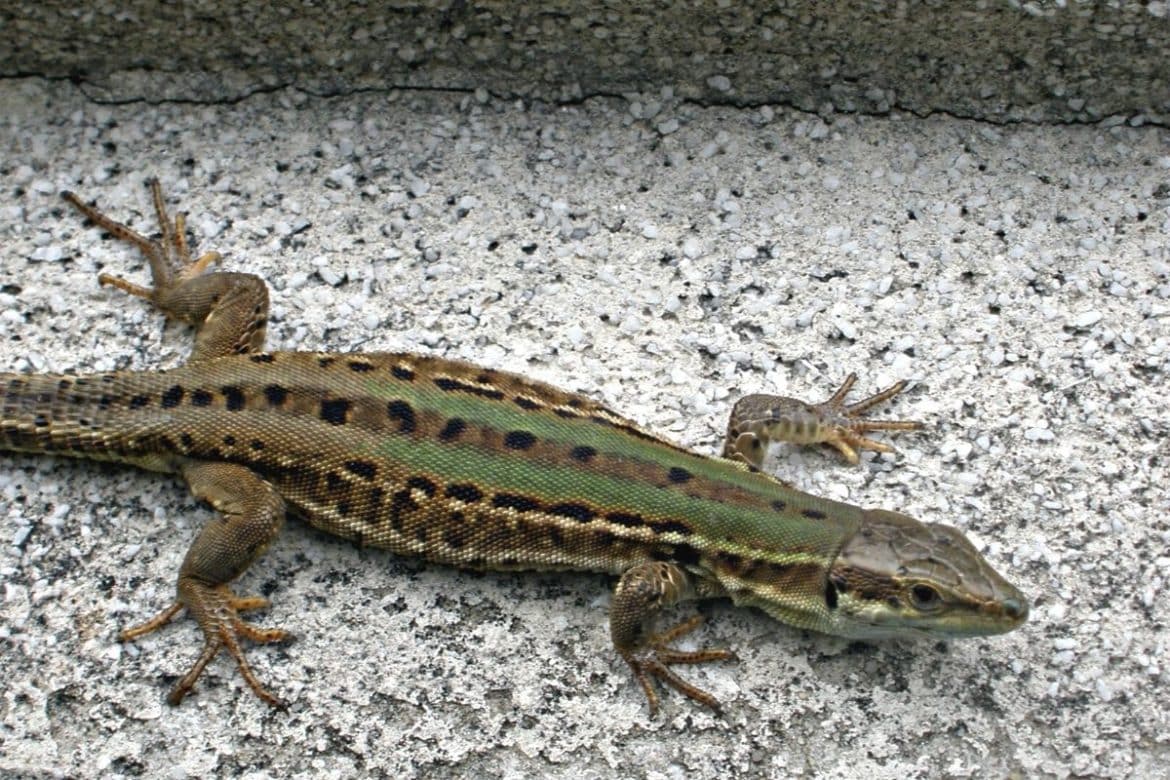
{"left": 2, "top": 1, "right": 1168, "bottom": 124}
{"left": 0, "top": 79, "right": 1167, "bottom": 777}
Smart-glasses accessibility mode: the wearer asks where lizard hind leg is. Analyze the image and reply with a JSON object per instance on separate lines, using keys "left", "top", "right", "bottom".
{"left": 62, "top": 180, "right": 269, "bottom": 360}
{"left": 119, "top": 461, "right": 292, "bottom": 707}
{"left": 62, "top": 179, "right": 217, "bottom": 303}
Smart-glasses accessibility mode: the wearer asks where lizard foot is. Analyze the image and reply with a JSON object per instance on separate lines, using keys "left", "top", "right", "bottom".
{"left": 724, "top": 373, "right": 924, "bottom": 467}
{"left": 809, "top": 372, "right": 924, "bottom": 463}
{"left": 120, "top": 581, "right": 292, "bottom": 708}
{"left": 620, "top": 615, "right": 734, "bottom": 716}
{"left": 63, "top": 179, "right": 221, "bottom": 304}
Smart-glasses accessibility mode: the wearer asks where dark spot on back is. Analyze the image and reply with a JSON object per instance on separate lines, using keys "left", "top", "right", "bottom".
{"left": 771, "top": 499, "right": 787, "bottom": 512}
{"left": 344, "top": 460, "right": 377, "bottom": 479}
{"left": 492, "top": 493, "right": 540, "bottom": 512}
{"left": 607, "top": 512, "right": 643, "bottom": 528}
{"left": 649, "top": 519, "right": 692, "bottom": 536}
{"left": 548, "top": 503, "right": 595, "bottom": 523}
{"left": 222, "top": 434, "right": 236, "bottom": 446}
{"left": 547, "top": 525, "right": 564, "bottom": 546}
{"left": 386, "top": 399, "right": 417, "bottom": 433}
{"left": 718, "top": 551, "right": 744, "bottom": 570}
{"left": 363, "top": 487, "right": 386, "bottom": 524}
{"left": 438, "top": 418, "right": 466, "bottom": 442}
{"left": 504, "top": 430, "right": 536, "bottom": 450}
{"left": 221, "top": 386, "right": 245, "bottom": 412}
{"left": 325, "top": 472, "right": 345, "bottom": 492}
{"left": 250, "top": 354, "right": 275, "bottom": 363}
{"left": 388, "top": 489, "right": 417, "bottom": 530}
{"left": 443, "top": 523, "right": 467, "bottom": 549}
{"left": 264, "top": 385, "right": 289, "bottom": 406}
{"left": 320, "top": 398, "right": 351, "bottom": 426}
{"left": 318, "top": 357, "right": 335, "bottom": 369}
{"left": 673, "top": 544, "right": 701, "bottom": 567}
{"left": 591, "top": 530, "right": 617, "bottom": 548}
{"left": 392, "top": 365, "right": 415, "bottom": 381}
{"left": 406, "top": 476, "right": 437, "bottom": 497}
{"left": 250, "top": 439, "right": 265, "bottom": 451}
{"left": 433, "top": 376, "right": 505, "bottom": 400}
{"left": 802, "top": 508, "right": 827, "bottom": 521}
{"left": 129, "top": 395, "right": 150, "bottom": 409}
{"left": 513, "top": 396, "right": 541, "bottom": 410}
{"left": 570, "top": 445, "right": 597, "bottom": 463}
{"left": 191, "top": 389, "right": 213, "bottom": 407}
{"left": 161, "top": 385, "right": 184, "bottom": 409}
{"left": 348, "top": 360, "right": 375, "bottom": 373}
{"left": 667, "top": 467, "right": 692, "bottom": 484}
{"left": 447, "top": 483, "right": 484, "bottom": 503}
{"left": 179, "top": 432, "right": 193, "bottom": 448}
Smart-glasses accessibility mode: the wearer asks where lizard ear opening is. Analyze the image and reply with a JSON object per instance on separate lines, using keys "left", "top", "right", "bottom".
{"left": 824, "top": 575, "right": 841, "bottom": 610}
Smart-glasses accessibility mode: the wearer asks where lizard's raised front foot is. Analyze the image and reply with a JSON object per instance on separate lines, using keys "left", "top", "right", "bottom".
{"left": 724, "top": 373, "right": 924, "bottom": 467}
{"left": 120, "top": 581, "right": 292, "bottom": 708}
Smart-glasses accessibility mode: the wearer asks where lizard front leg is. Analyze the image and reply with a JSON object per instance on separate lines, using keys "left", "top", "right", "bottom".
{"left": 723, "top": 373, "right": 924, "bottom": 467}
{"left": 121, "top": 461, "right": 290, "bottom": 706}
{"left": 610, "top": 562, "right": 733, "bottom": 715}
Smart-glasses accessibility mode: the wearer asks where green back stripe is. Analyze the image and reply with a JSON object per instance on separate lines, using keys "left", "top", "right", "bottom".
{"left": 369, "top": 431, "right": 853, "bottom": 561}
{"left": 366, "top": 377, "right": 827, "bottom": 500}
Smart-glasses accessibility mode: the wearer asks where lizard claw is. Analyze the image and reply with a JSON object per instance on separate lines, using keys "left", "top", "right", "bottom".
{"left": 620, "top": 615, "right": 734, "bottom": 717}
{"left": 120, "top": 582, "right": 292, "bottom": 708}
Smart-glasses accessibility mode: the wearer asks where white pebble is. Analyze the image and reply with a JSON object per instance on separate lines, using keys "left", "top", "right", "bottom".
{"left": 707, "top": 75, "right": 732, "bottom": 92}
{"left": 317, "top": 267, "right": 345, "bottom": 287}
{"left": 1073, "top": 311, "right": 1102, "bottom": 328}
{"left": 409, "top": 178, "right": 430, "bottom": 198}
{"left": 833, "top": 318, "right": 858, "bottom": 340}
{"left": 657, "top": 118, "right": 680, "bottom": 135}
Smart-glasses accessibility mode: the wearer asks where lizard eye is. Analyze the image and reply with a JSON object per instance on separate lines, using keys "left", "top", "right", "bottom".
{"left": 909, "top": 584, "right": 942, "bottom": 611}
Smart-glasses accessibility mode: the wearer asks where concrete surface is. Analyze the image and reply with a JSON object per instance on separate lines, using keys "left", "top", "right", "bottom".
{"left": 1, "top": 1, "right": 1168, "bottom": 124}
{"left": 0, "top": 55, "right": 1167, "bottom": 780}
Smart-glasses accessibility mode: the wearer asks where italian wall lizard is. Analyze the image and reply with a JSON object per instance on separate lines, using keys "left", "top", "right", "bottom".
{"left": 1, "top": 181, "right": 1027, "bottom": 714}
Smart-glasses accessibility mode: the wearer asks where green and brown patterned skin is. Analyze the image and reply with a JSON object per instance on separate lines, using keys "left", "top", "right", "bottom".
{"left": 0, "top": 182, "right": 1028, "bottom": 714}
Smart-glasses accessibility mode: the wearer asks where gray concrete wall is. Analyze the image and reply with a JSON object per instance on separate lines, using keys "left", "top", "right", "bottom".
{"left": 3, "top": 1, "right": 1168, "bottom": 123}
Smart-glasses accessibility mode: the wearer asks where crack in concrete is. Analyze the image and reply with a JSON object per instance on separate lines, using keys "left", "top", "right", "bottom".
{"left": 1, "top": 72, "right": 1165, "bottom": 129}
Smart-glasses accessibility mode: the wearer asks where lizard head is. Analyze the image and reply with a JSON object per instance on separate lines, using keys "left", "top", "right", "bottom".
{"left": 824, "top": 509, "right": 1028, "bottom": 639}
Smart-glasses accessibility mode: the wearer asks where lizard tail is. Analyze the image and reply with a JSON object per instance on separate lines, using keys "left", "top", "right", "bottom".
{"left": 1, "top": 371, "right": 166, "bottom": 463}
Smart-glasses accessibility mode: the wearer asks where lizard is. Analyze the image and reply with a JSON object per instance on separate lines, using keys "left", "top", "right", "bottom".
{"left": 0, "top": 180, "right": 1028, "bottom": 714}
